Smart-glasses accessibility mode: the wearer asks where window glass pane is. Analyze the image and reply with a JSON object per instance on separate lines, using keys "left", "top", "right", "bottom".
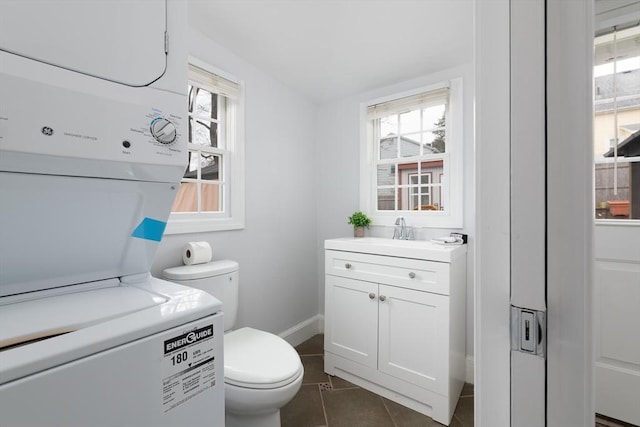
{"left": 201, "top": 153, "right": 220, "bottom": 181}
{"left": 172, "top": 182, "right": 198, "bottom": 212}
{"left": 196, "top": 88, "right": 217, "bottom": 120}
{"left": 377, "top": 164, "right": 396, "bottom": 187}
{"left": 593, "top": 24, "right": 640, "bottom": 220}
{"left": 423, "top": 131, "right": 446, "bottom": 153}
{"left": 400, "top": 109, "right": 420, "bottom": 134}
{"left": 184, "top": 151, "right": 198, "bottom": 179}
{"left": 380, "top": 115, "right": 398, "bottom": 138}
{"left": 398, "top": 186, "right": 412, "bottom": 210}
{"left": 190, "top": 117, "right": 218, "bottom": 147}
{"left": 398, "top": 163, "right": 418, "bottom": 188}
{"left": 595, "top": 162, "right": 639, "bottom": 219}
{"left": 422, "top": 104, "right": 446, "bottom": 130}
{"left": 379, "top": 136, "right": 398, "bottom": 160}
{"left": 201, "top": 183, "right": 222, "bottom": 212}
{"left": 399, "top": 135, "right": 421, "bottom": 158}
{"left": 377, "top": 188, "right": 395, "bottom": 210}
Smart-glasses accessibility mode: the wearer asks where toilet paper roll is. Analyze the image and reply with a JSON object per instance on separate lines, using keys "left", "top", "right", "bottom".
{"left": 182, "top": 241, "right": 213, "bottom": 265}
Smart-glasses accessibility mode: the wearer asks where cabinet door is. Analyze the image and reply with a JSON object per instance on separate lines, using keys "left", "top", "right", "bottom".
{"left": 325, "top": 275, "right": 378, "bottom": 369}
{"left": 378, "top": 284, "right": 449, "bottom": 394}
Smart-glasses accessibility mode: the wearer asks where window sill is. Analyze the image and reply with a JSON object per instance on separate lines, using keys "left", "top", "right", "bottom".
{"left": 164, "top": 217, "right": 244, "bottom": 234}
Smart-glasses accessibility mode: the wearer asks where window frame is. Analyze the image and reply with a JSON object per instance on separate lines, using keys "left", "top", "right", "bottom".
{"left": 360, "top": 78, "right": 464, "bottom": 228}
{"left": 165, "top": 57, "right": 245, "bottom": 234}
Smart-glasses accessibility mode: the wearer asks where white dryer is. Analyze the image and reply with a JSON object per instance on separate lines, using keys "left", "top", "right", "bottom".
{"left": 0, "top": 2, "right": 225, "bottom": 426}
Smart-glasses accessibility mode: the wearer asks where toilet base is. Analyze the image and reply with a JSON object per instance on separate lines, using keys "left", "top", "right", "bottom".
{"left": 226, "top": 409, "right": 280, "bottom": 427}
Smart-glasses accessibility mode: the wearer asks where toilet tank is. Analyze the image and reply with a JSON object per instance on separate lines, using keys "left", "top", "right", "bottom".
{"left": 163, "top": 260, "right": 239, "bottom": 331}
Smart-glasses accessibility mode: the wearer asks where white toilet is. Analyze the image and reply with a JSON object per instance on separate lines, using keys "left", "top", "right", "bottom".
{"left": 162, "top": 260, "right": 303, "bottom": 427}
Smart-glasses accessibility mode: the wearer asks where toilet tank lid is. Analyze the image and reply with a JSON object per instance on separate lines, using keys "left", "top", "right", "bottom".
{"left": 163, "top": 260, "right": 238, "bottom": 281}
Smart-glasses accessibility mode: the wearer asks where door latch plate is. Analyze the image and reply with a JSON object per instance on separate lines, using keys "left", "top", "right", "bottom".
{"left": 511, "top": 305, "right": 546, "bottom": 358}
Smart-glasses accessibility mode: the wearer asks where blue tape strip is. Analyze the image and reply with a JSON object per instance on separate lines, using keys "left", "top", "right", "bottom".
{"left": 131, "top": 217, "right": 167, "bottom": 242}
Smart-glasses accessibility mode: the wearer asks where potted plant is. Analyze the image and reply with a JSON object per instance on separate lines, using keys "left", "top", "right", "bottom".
{"left": 348, "top": 211, "right": 371, "bottom": 238}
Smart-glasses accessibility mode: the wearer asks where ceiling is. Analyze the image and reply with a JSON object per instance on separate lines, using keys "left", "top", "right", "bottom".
{"left": 188, "top": 0, "right": 474, "bottom": 104}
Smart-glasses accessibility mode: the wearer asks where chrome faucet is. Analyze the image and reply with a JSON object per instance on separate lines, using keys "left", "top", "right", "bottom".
{"left": 393, "top": 216, "right": 412, "bottom": 240}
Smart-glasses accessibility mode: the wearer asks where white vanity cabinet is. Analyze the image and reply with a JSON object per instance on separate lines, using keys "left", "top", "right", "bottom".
{"left": 324, "top": 238, "right": 467, "bottom": 426}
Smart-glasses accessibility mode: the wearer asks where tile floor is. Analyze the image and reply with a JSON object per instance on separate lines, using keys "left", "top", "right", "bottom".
{"left": 281, "top": 334, "right": 474, "bottom": 427}
{"left": 282, "top": 334, "right": 637, "bottom": 427}
{"left": 595, "top": 415, "right": 638, "bottom": 427}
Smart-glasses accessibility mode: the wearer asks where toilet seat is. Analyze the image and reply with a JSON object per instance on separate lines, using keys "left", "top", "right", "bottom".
{"left": 224, "top": 327, "right": 303, "bottom": 390}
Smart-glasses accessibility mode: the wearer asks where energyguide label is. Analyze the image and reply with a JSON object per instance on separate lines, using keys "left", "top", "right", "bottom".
{"left": 162, "top": 324, "right": 217, "bottom": 413}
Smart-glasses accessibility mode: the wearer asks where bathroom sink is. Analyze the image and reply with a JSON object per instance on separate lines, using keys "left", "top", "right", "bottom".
{"left": 324, "top": 237, "right": 466, "bottom": 263}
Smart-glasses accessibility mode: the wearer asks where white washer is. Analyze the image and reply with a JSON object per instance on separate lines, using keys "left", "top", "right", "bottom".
{"left": 0, "top": 2, "right": 224, "bottom": 425}
{"left": 0, "top": 277, "right": 225, "bottom": 427}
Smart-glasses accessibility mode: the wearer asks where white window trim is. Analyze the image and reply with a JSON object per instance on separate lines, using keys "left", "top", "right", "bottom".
{"left": 165, "top": 56, "right": 245, "bottom": 234}
{"left": 360, "top": 77, "right": 464, "bottom": 228}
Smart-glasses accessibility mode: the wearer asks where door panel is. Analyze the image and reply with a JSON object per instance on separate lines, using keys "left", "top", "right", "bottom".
{"left": 510, "top": 0, "right": 547, "bottom": 425}
{"left": 324, "top": 275, "right": 378, "bottom": 369}
{"left": 595, "top": 247, "right": 640, "bottom": 425}
{"left": 378, "top": 285, "right": 448, "bottom": 394}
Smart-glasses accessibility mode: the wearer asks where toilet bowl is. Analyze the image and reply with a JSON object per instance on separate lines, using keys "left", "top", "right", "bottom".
{"left": 162, "top": 260, "right": 303, "bottom": 427}
{"left": 224, "top": 327, "right": 303, "bottom": 427}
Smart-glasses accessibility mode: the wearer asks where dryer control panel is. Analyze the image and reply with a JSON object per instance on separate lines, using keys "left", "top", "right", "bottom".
{"left": 0, "top": 52, "right": 187, "bottom": 183}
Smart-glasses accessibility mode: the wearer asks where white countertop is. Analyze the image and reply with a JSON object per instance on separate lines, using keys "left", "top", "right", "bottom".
{"left": 325, "top": 237, "right": 467, "bottom": 263}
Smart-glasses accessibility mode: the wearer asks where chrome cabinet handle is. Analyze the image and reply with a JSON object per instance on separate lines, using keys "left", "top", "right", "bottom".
{"left": 345, "top": 263, "right": 352, "bottom": 269}
{"left": 379, "top": 295, "right": 387, "bottom": 302}
{"left": 369, "top": 292, "right": 376, "bottom": 299}
{"left": 409, "top": 272, "right": 416, "bottom": 279}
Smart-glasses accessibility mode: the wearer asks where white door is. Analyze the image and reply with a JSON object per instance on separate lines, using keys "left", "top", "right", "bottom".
{"left": 509, "top": 1, "right": 546, "bottom": 425}
{"left": 594, "top": 226, "right": 640, "bottom": 425}
{"left": 475, "top": 0, "right": 594, "bottom": 425}
{"left": 592, "top": 4, "right": 640, "bottom": 423}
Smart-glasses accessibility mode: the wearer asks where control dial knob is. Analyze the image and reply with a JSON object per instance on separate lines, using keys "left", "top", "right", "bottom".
{"left": 150, "top": 117, "right": 177, "bottom": 144}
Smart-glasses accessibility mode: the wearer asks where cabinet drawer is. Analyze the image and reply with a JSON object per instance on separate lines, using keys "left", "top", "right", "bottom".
{"left": 325, "top": 250, "right": 450, "bottom": 295}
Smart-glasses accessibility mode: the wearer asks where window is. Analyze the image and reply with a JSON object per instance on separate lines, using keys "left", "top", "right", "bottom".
{"left": 594, "top": 24, "right": 640, "bottom": 221}
{"left": 166, "top": 59, "right": 244, "bottom": 233}
{"left": 362, "top": 78, "right": 463, "bottom": 228}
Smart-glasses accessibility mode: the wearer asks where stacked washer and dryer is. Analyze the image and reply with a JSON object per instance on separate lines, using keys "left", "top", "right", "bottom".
{"left": 0, "top": 2, "right": 224, "bottom": 426}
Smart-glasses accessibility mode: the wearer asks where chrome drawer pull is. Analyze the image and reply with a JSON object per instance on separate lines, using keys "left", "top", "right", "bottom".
{"left": 409, "top": 272, "right": 416, "bottom": 279}
{"left": 369, "top": 292, "right": 376, "bottom": 299}
{"left": 379, "top": 295, "right": 387, "bottom": 302}
{"left": 345, "top": 263, "right": 352, "bottom": 269}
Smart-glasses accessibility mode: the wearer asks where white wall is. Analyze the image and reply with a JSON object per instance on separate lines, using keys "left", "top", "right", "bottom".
{"left": 151, "top": 29, "right": 320, "bottom": 337}
{"left": 156, "top": 25, "right": 476, "bottom": 362}
{"left": 316, "top": 64, "right": 476, "bottom": 358}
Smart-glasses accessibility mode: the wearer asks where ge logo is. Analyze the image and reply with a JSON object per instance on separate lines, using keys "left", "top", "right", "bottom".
{"left": 41, "top": 126, "right": 54, "bottom": 136}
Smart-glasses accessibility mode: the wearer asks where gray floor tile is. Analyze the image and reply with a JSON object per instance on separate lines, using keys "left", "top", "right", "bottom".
{"left": 292, "top": 336, "right": 476, "bottom": 427}
{"left": 296, "top": 334, "right": 325, "bottom": 355}
{"left": 460, "top": 383, "right": 474, "bottom": 397}
{"left": 453, "top": 396, "right": 474, "bottom": 427}
{"left": 382, "top": 397, "right": 442, "bottom": 427}
{"left": 301, "top": 355, "right": 330, "bottom": 384}
{"left": 281, "top": 384, "right": 327, "bottom": 427}
{"left": 595, "top": 414, "right": 638, "bottom": 427}
{"left": 322, "top": 388, "right": 395, "bottom": 427}
{"left": 329, "top": 375, "right": 359, "bottom": 390}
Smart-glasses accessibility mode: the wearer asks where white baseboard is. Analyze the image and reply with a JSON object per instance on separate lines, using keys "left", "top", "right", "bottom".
{"left": 466, "top": 355, "right": 474, "bottom": 384}
{"left": 279, "top": 314, "right": 324, "bottom": 347}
